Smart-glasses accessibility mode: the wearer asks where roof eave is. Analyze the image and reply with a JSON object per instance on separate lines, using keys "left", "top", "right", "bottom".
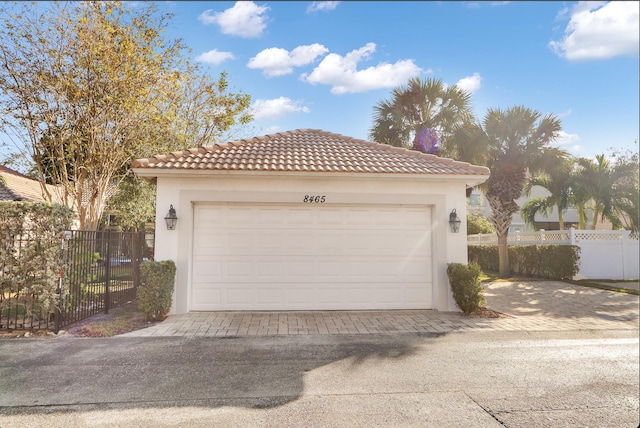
{"left": 133, "top": 167, "right": 489, "bottom": 183}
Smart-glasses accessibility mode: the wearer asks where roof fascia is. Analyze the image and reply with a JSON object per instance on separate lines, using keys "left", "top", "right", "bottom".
{"left": 133, "top": 168, "right": 489, "bottom": 186}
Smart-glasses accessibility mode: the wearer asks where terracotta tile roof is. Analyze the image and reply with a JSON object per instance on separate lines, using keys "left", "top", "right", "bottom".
{"left": 0, "top": 165, "right": 66, "bottom": 204}
{"left": 132, "top": 129, "right": 490, "bottom": 176}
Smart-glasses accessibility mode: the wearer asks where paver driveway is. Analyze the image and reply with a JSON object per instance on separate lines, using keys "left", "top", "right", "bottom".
{"left": 120, "top": 281, "right": 639, "bottom": 338}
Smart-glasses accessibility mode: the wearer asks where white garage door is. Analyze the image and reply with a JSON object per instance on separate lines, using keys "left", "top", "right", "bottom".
{"left": 191, "top": 204, "right": 432, "bottom": 311}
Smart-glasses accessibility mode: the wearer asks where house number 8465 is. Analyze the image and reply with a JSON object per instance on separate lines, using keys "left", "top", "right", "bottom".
{"left": 303, "top": 195, "right": 326, "bottom": 203}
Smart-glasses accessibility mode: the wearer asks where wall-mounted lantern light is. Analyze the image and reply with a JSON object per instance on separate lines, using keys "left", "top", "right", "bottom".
{"left": 164, "top": 205, "right": 178, "bottom": 230}
{"left": 449, "top": 209, "right": 461, "bottom": 233}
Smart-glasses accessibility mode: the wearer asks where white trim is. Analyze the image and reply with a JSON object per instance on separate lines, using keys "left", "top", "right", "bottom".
{"left": 133, "top": 168, "right": 488, "bottom": 187}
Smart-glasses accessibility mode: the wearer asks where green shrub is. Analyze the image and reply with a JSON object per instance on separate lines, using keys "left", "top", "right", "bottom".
{"left": 468, "top": 245, "right": 580, "bottom": 279}
{"left": 137, "top": 260, "right": 176, "bottom": 321}
{"left": 446, "top": 262, "right": 485, "bottom": 314}
{"left": 0, "top": 201, "right": 75, "bottom": 317}
{"left": 467, "top": 214, "right": 495, "bottom": 235}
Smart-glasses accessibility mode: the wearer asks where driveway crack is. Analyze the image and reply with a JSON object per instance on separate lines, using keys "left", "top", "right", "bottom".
{"left": 465, "top": 393, "right": 507, "bottom": 426}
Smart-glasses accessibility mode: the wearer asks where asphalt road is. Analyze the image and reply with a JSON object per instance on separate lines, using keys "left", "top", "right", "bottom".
{"left": 1, "top": 330, "right": 638, "bottom": 427}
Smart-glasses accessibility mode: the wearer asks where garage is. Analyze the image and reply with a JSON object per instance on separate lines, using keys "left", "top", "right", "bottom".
{"left": 191, "top": 203, "right": 432, "bottom": 310}
{"left": 132, "top": 129, "right": 489, "bottom": 313}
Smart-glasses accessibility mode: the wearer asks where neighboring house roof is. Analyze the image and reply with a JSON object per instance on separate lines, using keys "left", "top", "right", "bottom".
{"left": 132, "top": 129, "right": 490, "bottom": 178}
{"left": 0, "top": 165, "right": 65, "bottom": 204}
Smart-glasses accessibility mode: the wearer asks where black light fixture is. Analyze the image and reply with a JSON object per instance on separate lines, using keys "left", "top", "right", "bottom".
{"left": 164, "top": 205, "right": 178, "bottom": 230}
{"left": 449, "top": 209, "right": 461, "bottom": 233}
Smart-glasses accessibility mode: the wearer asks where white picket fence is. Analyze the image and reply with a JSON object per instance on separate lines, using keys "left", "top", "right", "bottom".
{"left": 468, "top": 229, "right": 639, "bottom": 280}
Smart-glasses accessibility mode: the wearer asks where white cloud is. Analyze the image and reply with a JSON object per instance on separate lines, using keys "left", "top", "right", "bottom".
{"left": 195, "top": 49, "right": 235, "bottom": 65}
{"left": 556, "top": 108, "right": 573, "bottom": 119}
{"left": 553, "top": 130, "right": 583, "bottom": 155}
{"left": 198, "top": 2, "right": 269, "bottom": 38}
{"left": 247, "top": 44, "right": 329, "bottom": 77}
{"left": 554, "top": 130, "right": 580, "bottom": 146}
{"left": 455, "top": 73, "right": 482, "bottom": 93}
{"left": 307, "top": 1, "right": 340, "bottom": 13}
{"left": 300, "top": 43, "right": 422, "bottom": 94}
{"left": 251, "top": 97, "right": 311, "bottom": 119}
{"left": 549, "top": 1, "right": 639, "bottom": 60}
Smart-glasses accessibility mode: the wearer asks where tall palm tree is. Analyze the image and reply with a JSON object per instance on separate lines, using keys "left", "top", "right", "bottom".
{"left": 573, "top": 154, "right": 639, "bottom": 231}
{"left": 453, "top": 106, "right": 565, "bottom": 277}
{"left": 520, "top": 156, "right": 573, "bottom": 230}
{"left": 369, "top": 77, "right": 474, "bottom": 153}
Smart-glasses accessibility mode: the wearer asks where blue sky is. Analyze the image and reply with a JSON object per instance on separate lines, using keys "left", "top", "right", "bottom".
{"left": 156, "top": 1, "right": 639, "bottom": 159}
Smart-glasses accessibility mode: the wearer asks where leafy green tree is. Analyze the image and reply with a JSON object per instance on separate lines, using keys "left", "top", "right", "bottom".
{"left": 467, "top": 213, "right": 495, "bottom": 235}
{"left": 102, "top": 173, "right": 156, "bottom": 232}
{"left": 608, "top": 144, "right": 639, "bottom": 233}
{"left": 520, "top": 156, "right": 573, "bottom": 230}
{"left": 573, "top": 152, "right": 638, "bottom": 232}
{"left": 369, "top": 77, "right": 474, "bottom": 153}
{"left": 453, "top": 106, "right": 565, "bottom": 277}
{"left": 0, "top": 2, "right": 252, "bottom": 229}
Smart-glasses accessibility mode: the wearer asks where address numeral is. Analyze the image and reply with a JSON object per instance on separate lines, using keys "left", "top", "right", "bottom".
{"left": 303, "top": 195, "right": 326, "bottom": 203}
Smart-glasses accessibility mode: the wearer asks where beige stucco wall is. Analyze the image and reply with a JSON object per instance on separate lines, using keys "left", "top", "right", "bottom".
{"left": 150, "top": 172, "right": 478, "bottom": 313}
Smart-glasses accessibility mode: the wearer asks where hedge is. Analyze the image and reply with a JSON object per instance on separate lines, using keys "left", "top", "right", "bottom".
{"left": 0, "top": 201, "right": 75, "bottom": 317}
{"left": 468, "top": 245, "right": 580, "bottom": 279}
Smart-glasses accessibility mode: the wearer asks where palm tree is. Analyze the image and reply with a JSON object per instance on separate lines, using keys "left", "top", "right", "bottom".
{"left": 369, "top": 77, "right": 474, "bottom": 153}
{"left": 573, "top": 154, "right": 639, "bottom": 231}
{"left": 520, "top": 156, "right": 573, "bottom": 230}
{"left": 453, "top": 106, "right": 565, "bottom": 277}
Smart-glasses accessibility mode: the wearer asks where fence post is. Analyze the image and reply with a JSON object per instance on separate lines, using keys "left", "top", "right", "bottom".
{"left": 54, "top": 232, "right": 64, "bottom": 334}
{"left": 133, "top": 231, "right": 142, "bottom": 289}
{"left": 621, "top": 229, "right": 628, "bottom": 280}
{"left": 104, "top": 229, "right": 111, "bottom": 314}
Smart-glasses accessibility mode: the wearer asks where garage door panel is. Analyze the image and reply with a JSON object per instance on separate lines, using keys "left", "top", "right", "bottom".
{"left": 227, "top": 261, "right": 253, "bottom": 277}
{"left": 192, "top": 256, "right": 222, "bottom": 278}
{"left": 191, "top": 288, "right": 222, "bottom": 308}
{"left": 317, "top": 209, "right": 344, "bottom": 225}
{"left": 257, "top": 287, "right": 283, "bottom": 304}
{"left": 228, "top": 233, "right": 254, "bottom": 249}
{"left": 191, "top": 204, "right": 432, "bottom": 310}
{"left": 257, "top": 261, "right": 283, "bottom": 276}
{"left": 346, "top": 209, "right": 374, "bottom": 225}
{"left": 255, "top": 208, "right": 285, "bottom": 225}
{"left": 288, "top": 287, "right": 314, "bottom": 304}
{"left": 227, "top": 288, "right": 253, "bottom": 305}
{"left": 195, "top": 256, "right": 419, "bottom": 283}
{"left": 227, "top": 208, "right": 254, "bottom": 225}
{"left": 403, "top": 261, "right": 431, "bottom": 277}
{"left": 290, "top": 232, "right": 317, "bottom": 250}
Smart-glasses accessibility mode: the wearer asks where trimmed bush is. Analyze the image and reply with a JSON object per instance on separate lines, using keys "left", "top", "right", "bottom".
{"left": 468, "top": 245, "right": 580, "bottom": 279}
{"left": 137, "top": 260, "right": 176, "bottom": 321}
{"left": 447, "top": 263, "right": 485, "bottom": 315}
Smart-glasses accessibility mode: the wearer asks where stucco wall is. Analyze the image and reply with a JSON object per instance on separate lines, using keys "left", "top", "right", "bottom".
{"left": 152, "top": 172, "right": 471, "bottom": 313}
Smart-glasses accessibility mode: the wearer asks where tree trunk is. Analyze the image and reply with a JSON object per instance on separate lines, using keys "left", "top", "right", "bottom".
{"left": 577, "top": 204, "right": 587, "bottom": 229}
{"left": 558, "top": 208, "right": 564, "bottom": 230}
{"left": 497, "top": 232, "right": 510, "bottom": 278}
{"left": 487, "top": 195, "right": 515, "bottom": 278}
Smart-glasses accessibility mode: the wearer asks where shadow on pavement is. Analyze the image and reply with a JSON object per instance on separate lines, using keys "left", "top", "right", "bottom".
{"left": 484, "top": 281, "right": 640, "bottom": 325}
{"left": 0, "top": 333, "right": 443, "bottom": 414}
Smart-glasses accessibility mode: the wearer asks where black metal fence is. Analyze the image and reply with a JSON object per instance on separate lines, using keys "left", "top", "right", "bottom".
{"left": 0, "top": 230, "right": 150, "bottom": 333}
